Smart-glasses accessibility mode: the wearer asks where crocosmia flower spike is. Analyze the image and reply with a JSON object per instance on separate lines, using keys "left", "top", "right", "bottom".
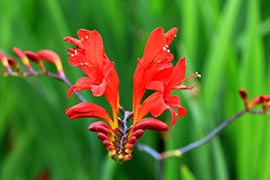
{"left": 65, "top": 27, "right": 200, "bottom": 162}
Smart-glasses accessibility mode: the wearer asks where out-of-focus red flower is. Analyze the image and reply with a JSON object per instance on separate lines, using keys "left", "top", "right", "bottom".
{"left": 38, "top": 50, "right": 65, "bottom": 77}
{"left": 65, "top": 27, "right": 199, "bottom": 162}
{"left": 35, "top": 172, "right": 50, "bottom": 180}
{"left": 239, "top": 88, "right": 270, "bottom": 112}
{"left": 25, "top": 51, "right": 46, "bottom": 72}
{"left": 13, "top": 47, "right": 35, "bottom": 73}
{"left": 0, "top": 51, "right": 14, "bottom": 74}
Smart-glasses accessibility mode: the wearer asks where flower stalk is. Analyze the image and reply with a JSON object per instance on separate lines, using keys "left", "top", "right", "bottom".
{"left": 138, "top": 91, "right": 270, "bottom": 160}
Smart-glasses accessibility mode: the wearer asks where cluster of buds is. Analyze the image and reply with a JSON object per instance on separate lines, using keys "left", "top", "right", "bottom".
{"left": 239, "top": 88, "right": 270, "bottom": 113}
{"left": 65, "top": 27, "right": 200, "bottom": 162}
{"left": 0, "top": 47, "right": 65, "bottom": 79}
{"left": 88, "top": 110, "right": 168, "bottom": 161}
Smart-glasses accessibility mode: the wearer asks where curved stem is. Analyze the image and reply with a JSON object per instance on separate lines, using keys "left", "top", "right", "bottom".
{"left": 138, "top": 109, "right": 266, "bottom": 160}
{"left": 118, "top": 111, "right": 132, "bottom": 154}
{"left": 177, "top": 110, "right": 246, "bottom": 155}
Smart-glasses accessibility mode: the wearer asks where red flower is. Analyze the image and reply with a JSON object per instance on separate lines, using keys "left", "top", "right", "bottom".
{"left": 65, "top": 27, "right": 199, "bottom": 162}
{"left": 132, "top": 28, "right": 178, "bottom": 123}
{"left": 65, "top": 29, "right": 120, "bottom": 129}
{"left": 132, "top": 28, "right": 199, "bottom": 126}
{"left": 239, "top": 89, "right": 270, "bottom": 112}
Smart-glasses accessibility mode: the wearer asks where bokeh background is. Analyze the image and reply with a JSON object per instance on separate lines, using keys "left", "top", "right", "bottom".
{"left": 0, "top": 0, "right": 269, "bottom": 179}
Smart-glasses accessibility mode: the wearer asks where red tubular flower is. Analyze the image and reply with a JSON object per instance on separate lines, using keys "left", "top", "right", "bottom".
{"left": 65, "top": 29, "right": 120, "bottom": 129}
{"left": 132, "top": 28, "right": 199, "bottom": 126}
{"left": 132, "top": 27, "right": 178, "bottom": 123}
{"left": 65, "top": 27, "right": 199, "bottom": 162}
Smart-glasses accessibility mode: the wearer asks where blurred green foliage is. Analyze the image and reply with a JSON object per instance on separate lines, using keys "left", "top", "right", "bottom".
{"left": 0, "top": 0, "right": 269, "bottom": 179}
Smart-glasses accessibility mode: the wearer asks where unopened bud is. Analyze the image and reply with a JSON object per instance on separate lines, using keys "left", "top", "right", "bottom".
{"left": 38, "top": 50, "right": 65, "bottom": 77}
{"left": 0, "top": 51, "right": 13, "bottom": 74}
{"left": 13, "top": 47, "right": 34, "bottom": 73}
{"left": 25, "top": 51, "right": 46, "bottom": 72}
{"left": 7, "top": 57, "right": 21, "bottom": 74}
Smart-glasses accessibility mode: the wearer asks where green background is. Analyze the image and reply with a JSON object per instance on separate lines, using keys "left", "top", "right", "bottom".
{"left": 0, "top": 0, "right": 269, "bottom": 179}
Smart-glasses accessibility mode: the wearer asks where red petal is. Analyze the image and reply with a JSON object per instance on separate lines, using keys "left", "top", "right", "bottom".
{"left": 169, "top": 108, "right": 178, "bottom": 127}
{"left": 145, "top": 81, "right": 164, "bottom": 92}
{"left": 141, "top": 27, "right": 177, "bottom": 67}
{"left": 63, "top": 36, "right": 83, "bottom": 49}
{"left": 150, "top": 96, "right": 167, "bottom": 117}
{"left": 77, "top": 29, "right": 106, "bottom": 67}
{"left": 138, "top": 92, "right": 167, "bottom": 119}
{"left": 133, "top": 118, "right": 168, "bottom": 131}
{"left": 68, "top": 49, "right": 87, "bottom": 66}
{"left": 142, "top": 27, "right": 165, "bottom": 64}
{"left": 65, "top": 102, "right": 112, "bottom": 122}
{"left": 67, "top": 77, "right": 93, "bottom": 98}
{"left": 166, "top": 96, "right": 180, "bottom": 106}
{"left": 170, "top": 106, "right": 186, "bottom": 127}
{"left": 178, "top": 106, "right": 186, "bottom": 117}
{"left": 91, "top": 78, "right": 106, "bottom": 97}
{"left": 167, "top": 57, "right": 186, "bottom": 88}
{"left": 164, "top": 27, "right": 178, "bottom": 45}
{"left": 77, "top": 29, "right": 92, "bottom": 47}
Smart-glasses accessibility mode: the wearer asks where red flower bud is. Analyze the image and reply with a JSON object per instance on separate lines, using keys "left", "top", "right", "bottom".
{"left": 13, "top": 47, "right": 34, "bottom": 73}
{"left": 0, "top": 51, "right": 13, "bottom": 74}
{"left": 133, "top": 118, "right": 168, "bottom": 131}
{"left": 25, "top": 51, "right": 46, "bottom": 72}
{"left": 97, "top": 132, "right": 109, "bottom": 141}
{"left": 131, "top": 129, "right": 144, "bottom": 139}
{"left": 38, "top": 50, "right": 65, "bottom": 77}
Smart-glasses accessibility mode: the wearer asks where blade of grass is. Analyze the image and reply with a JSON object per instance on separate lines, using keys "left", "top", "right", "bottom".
{"left": 237, "top": 0, "right": 265, "bottom": 178}
{"left": 101, "top": 157, "right": 118, "bottom": 180}
{"left": 202, "top": 0, "right": 241, "bottom": 113}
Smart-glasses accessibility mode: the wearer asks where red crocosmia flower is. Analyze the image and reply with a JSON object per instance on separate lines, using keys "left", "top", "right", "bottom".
{"left": 132, "top": 28, "right": 199, "bottom": 127}
{"left": 65, "top": 29, "right": 120, "bottom": 129}
{"left": 239, "top": 89, "right": 270, "bottom": 112}
{"left": 136, "top": 57, "right": 187, "bottom": 126}
{"left": 65, "top": 27, "right": 199, "bottom": 162}
{"left": 132, "top": 28, "right": 178, "bottom": 123}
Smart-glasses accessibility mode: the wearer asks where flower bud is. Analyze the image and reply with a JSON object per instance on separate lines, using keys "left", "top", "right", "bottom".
{"left": 25, "top": 51, "right": 46, "bottom": 72}
{"left": 13, "top": 47, "right": 34, "bottom": 73}
{"left": 38, "top": 50, "right": 65, "bottom": 77}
